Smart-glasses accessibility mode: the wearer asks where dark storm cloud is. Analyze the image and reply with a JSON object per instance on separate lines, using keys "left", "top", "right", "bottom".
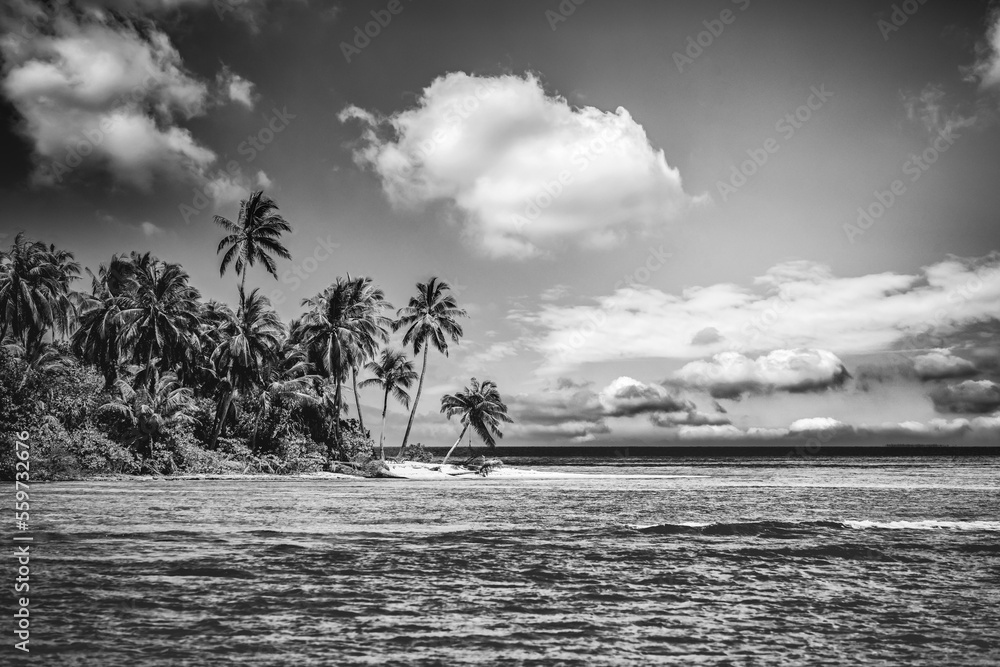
{"left": 930, "top": 380, "right": 1000, "bottom": 414}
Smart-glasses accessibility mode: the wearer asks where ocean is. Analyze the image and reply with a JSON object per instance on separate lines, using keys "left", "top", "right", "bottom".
{"left": 8, "top": 456, "right": 1000, "bottom": 665}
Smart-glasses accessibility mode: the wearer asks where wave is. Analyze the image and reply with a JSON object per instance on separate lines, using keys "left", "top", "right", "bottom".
{"left": 842, "top": 520, "right": 1000, "bottom": 531}
{"left": 635, "top": 519, "right": 1000, "bottom": 536}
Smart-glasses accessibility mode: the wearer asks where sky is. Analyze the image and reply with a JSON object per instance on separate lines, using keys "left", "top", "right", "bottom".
{"left": 2, "top": 0, "right": 1000, "bottom": 450}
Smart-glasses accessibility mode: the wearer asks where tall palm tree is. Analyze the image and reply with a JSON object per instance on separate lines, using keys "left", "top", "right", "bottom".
{"left": 0, "top": 232, "right": 76, "bottom": 348}
{"left": 72, "top": 256, "right": 133, "bottom": 390}
{"left": 393, "top": 278, "right": 466, "bottom": 453}
{"left": 439, "top": 378, "right": 513, "bottom": 466}
{"left": 117, "top": 253, "right": 203, "bottom": 391}
{"left": 214, "top": 190, "right": 292, "bottom": 298}
{"left": 359, "top": 348, "right": 417, "bottom": 460}
{"left": 45, "top": 242, "right": 82, "bottom": 341}
{"left": 208, "top": 288, "right": 285, "bottom": 448}
{"left": 297, "top": 276, "right": 389, "bottom": 458}
{"left": 344, "top": 276, "right": 392, "bottom": 432}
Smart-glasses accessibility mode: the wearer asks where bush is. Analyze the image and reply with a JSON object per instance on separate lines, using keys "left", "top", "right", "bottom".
{"left": 65, "top": 424, "right": 137, "bottom": 474}
{"left": 161, "top": 422, "right": 237, "bottom": 474}
{"left": 398, "top": 442, "right": 433, "bottom": 463}
{"left": 337, "top": 418, "right": 373, "bottom": 461}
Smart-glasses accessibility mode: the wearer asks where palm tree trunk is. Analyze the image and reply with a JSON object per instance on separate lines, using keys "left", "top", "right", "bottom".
{"left": 352, "top": 366, "right": 365, "bottom": 433}
{"left": 239, "top": 269, "right": 247, "bottom": 303}
{"left": 441, "top": 423, "right": 469, "bottom": 467}
{"left": 398, "top": 345, "right": 428, "bottom": 458}
{"left": 210, "top": 389, "right": 234, "bottom": 448}
{"left": 144, "top": 346, "right": 155, "bottom": 392}
{"left": 333, "top": 380, "right": 343, "bottom": 460}
{"left": 378, "top": 389, "right": 389, "bottom": 460}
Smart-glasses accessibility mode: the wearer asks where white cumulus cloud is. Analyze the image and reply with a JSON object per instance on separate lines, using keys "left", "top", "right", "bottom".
{"left": 673, "top": 349, "right": 849, "bottom": 399}
{"left": 340, "top": 72, "right": 706, "bottom": 259}
{"left": 514, "top": 253, "right": 1000, "bottom": 373}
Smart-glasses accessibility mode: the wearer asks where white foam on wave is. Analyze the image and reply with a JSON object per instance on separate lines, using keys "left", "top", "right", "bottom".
{"left": 844, "top": 519, "right": 1000, "bottom": 531}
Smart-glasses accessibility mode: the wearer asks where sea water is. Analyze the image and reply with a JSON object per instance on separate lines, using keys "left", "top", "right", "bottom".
{"left": 7, "top": 456, "right": 1000, "bottom": 665}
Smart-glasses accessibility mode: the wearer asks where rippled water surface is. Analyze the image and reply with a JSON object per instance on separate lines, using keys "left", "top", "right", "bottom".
{"left": 7, "top": 457, "right": 1000, "bottom": 665}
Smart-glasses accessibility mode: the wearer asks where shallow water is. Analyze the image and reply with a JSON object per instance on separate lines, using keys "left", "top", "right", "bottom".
{"left": 6, "top": 456, "right": 1000, "bottom": 665}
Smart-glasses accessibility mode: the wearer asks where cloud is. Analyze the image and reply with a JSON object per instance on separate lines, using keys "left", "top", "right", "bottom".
{"left": 691, "top": 327, "right": 723, "bottom": 346}
{"left": 464, "top": 341, "right": 520, "bottom": 371}
{"left": 540, "top": 285, "right": 571, "bottom": 302}
{"left": 598, "top": 376, "right": 694, "bottom": 417}
{"left": 0, "top": 5, "right": 219, "bottom": 190}
{"left": 902, "top": 84, "right": 980, "bottom": 137}
{"left": 217, "top": 65, "right": 255, "bottom": 109}
{"left": 650, "top": 409, "right": 730, "bottom": 428}
{"left": 140, "top": 221, "right": 164, "bottom": 236}
{"left": 788, "top": 417, "right": 849, "bottom": 433}
{"left": 970, "top": 8, "right": 1000, "bottom": 91}
{"left": 672, "top": 349, "right": 850, "bottom": 399}
{"left": 340, "top": 72, "right": 706, "bottom": 259}
{"left": 514, "top": 253, "right": 1000, "bottom": 373}
{"left": 930, "top": 380, "right": 1000, "bottom": 414}
{"left": 913, "top": 349, "right": 978, "bottom": 381}
{"left": 508, "top": 375, "right": 713, "bottom": 443}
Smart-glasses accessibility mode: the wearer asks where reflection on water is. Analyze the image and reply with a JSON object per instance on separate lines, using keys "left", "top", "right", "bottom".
{"left": 8, "top": 457, "right": 1000, "bottom": 666}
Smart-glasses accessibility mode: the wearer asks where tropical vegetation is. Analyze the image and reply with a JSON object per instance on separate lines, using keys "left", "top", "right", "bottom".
{"left": 0, "top": 191, "right": 512, "bottom": 479}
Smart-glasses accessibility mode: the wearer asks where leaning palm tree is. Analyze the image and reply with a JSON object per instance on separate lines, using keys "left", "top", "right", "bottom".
{"left": 214, "top": 190, "right": 292, "bottom": 298}
{"left": 393, "top": 278, "right": 466, "bottom": 453}
{"left": 439, "top": 378, "right": 513, "bottom": 466}
{"left": 359, "top": 348, "right": 417, "bottom": 460}
{"left": 208, "top": 288, "right": 285, "bottom": 448}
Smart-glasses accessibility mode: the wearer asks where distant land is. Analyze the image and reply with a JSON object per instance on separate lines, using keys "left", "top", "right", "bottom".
{"left": 431, "top": 444, "right": 1000, "bottom": 458}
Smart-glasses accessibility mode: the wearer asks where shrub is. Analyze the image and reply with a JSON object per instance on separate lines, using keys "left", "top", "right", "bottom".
{"left": 337, "top": 419, "right": 374, "bottom": 461}
{"left": 398, "top": 442, "right": 433, "bottom": 463}
{"left": 65, "top": 424, "right": 137, "bottom": 474}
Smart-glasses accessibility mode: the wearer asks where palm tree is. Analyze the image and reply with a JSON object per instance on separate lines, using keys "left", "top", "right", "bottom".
{"left": 45, "top": 242, "right": 82, "bottom": 341}
{"left": 0, "top": 233, "right": 76, "bottom": 348}
{"left": 359, "top": 348, "right": 417, "bottom": 460}
{"left": 439, "top": 378, "right": 513, "bottom": 466}
{"left": 98, "top": 372, "right": 198, "bottom": 470}
{"left": 117, "top": 253, "right": 202, "bottom": 391}
{"left": 208, "top": 288, "right": 284, "bottom": 448}
{"left": 250, "top": 342, "right": 318, "bottom": 450}
{"left": 214, "top": 190, "right": 292, "bottom": 298}
{"left": 296, "top": 276, "right": 389, "bottom": 458}
{"left": 72, "top": 256, "right": 133, "bottom": 390}
{"left": 393, "top": 278, "right": 467, "bottom": 454}
{"left": 344, "top": 276, "right": 392, "bottom": 432}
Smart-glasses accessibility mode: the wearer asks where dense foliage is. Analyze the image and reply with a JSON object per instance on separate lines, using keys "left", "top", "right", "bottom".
{"left": 0, "top": 191, "right": 512, "bottom": 479}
